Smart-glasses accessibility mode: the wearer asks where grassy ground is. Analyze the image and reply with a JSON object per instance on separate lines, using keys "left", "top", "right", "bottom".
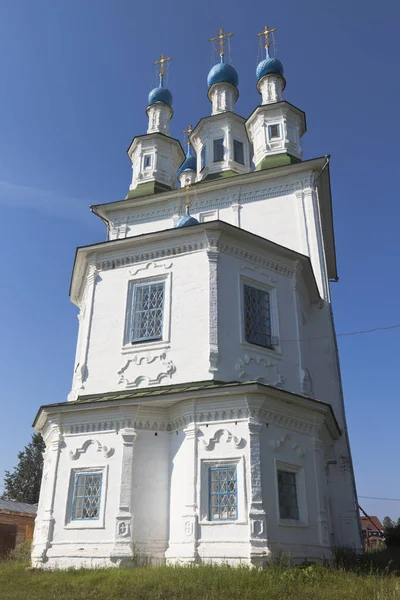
{"left": 0, "top": 560, "right": 400, "bottom": 600}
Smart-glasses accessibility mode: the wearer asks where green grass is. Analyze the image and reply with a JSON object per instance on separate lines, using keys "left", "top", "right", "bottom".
{"left": 0, "top": 560, "right": 400, "bottom": 600}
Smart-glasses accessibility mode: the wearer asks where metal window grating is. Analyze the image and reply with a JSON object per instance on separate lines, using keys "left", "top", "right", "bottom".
{"left": 209, "top": 466, "right": 238, "bottom": 520}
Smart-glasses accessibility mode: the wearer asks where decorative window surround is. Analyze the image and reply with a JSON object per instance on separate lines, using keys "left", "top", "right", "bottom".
{"left": 71, "top": 471, "right": 103, "bottom": 521}
{"left": 275, "top": 459, "right": 308, "bottom": 528}
{"left": 65, "top": 465, "right": 108, "bottom": 530}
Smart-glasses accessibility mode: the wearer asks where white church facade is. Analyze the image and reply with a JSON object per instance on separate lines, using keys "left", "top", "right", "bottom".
{"left": 32, "top": 27, "right": 363, "bottom": 569}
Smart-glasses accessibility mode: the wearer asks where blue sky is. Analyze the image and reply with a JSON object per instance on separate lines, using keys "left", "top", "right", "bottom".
{"left": 0, "top": 0, "right": 399, "bottom": 521}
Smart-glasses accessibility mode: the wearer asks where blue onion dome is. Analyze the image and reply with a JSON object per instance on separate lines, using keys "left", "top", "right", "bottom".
{"left": 175, "top": 205, "right": 199, "bottom": 228}
{"left": 256, "top": 57, "right": 284, "bottom": 81}
{"left": 207, "top": 62, "right": 239, "bottom": 89}
{"left": 178, "top": 145, "right": 197, "bottom": 175}
{"left": 148, "top": 85, "right": 173, "bottom": 107}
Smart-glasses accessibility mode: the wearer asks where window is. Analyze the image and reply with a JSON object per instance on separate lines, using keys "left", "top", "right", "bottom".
{"left": 244, "top": 284, "right": 272, "bottom": 348}
{"left": 72, "top": 472, "right": 102, "bottom": 521}
{"left": 131, "top": 282, "right": 165, "bottom": 343}
{"left": 268, "top": 124, "right": 280, "bottom": 139}
{"left": 143, "top": 154, "right": 152, "bottom": 168}
{"left": 213, "top": 138, "right": 224, "bottom": 162}
{"left": 233, "top": 140, "right": 244, "bottom": 165}
{"left": 201, "top": 145, "right": 206, "bottom": 170}
{"left": 277, "top": 470, "right": 299, "bottom": 520}
{"left": 209, "top": 466, "right": 237, "bottom": 520}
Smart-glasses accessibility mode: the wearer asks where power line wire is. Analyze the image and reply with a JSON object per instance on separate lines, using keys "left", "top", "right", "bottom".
{"left": 359, "top": 495, "right": 400, "bottom": 502}
{"left": 277, "top": 323, "right": 400, "bottom": 343}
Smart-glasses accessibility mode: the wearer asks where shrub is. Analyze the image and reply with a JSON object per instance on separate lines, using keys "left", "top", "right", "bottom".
{"left": 7, "top": 540, "right": 32, "bottom": 563}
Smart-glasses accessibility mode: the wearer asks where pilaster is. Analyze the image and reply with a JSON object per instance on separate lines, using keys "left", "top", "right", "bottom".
{"left": 110, "top": 428, "right": 137, "bottom": 564}
{"left": 312, "top": 435, "right": 330, "bottom": 548}
{"left": 247, "top": 419, "right": 270, "bottom": 565}
{"left": 205, "top": 232, "right": 221, "bottom": 373}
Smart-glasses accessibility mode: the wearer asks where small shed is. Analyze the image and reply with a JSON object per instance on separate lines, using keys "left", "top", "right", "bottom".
{"left": 0, "top": 499, "right": 37, "bottom": 556}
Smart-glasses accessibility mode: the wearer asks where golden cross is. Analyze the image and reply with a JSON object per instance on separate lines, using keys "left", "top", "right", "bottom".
{"left": 257, "top": 25, "right": 277, "bottom": 50}
{"left": 183, "top": 124, "right": 193, "bottom": 146}
{"left": 209, "top": 28, "right": 234, "bottom": 59}
{"left": 154, "top": 53, "right": 172, "bottom": 79}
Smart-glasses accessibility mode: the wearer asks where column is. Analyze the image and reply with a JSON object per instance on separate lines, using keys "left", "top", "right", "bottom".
{"left": 111, "top": 428, "right": 136, "bottom": 563}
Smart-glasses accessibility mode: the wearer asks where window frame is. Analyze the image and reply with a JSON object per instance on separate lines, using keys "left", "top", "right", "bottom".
{"left": 268, "top": 123, "right": 281, "bottom": 139}
{"left": 243, "top": 283, "right": 273, "bottom": 350}
{"left": 71, "top": 471, "right": 103, "bottom": 521}
{"left": 130, "top": 280, "right": 166, "bottom": 344}
{"left": 277, "top": 469, "right": 299, "bottom": 521}
{"left": 213, "top": 137, "right": 225, "bottom": 162}
{"left": 143, "top": 154, "right": 152, "bottom": 169}
{"left": 199, "top": 457, "right": 247, "bottom": 525}
{"left": 209, "top": 466, "right": 238, "bottom": 521}
{"left": 233, "top": 139, "right": 245, "bottom": 165}
{"left": 64, "top": 465, "right": 108, "bottom": 530}
{"left": 275, "top": 460, "right": 308, "bottom": 528}
{"left": 200, "top": 145, "right": 207, "bottom": 171}
{"left": 239, "top": 275, "right": 280, "bottom": 355}
{"left": 123, "top": 273, "right": 172, "bottom": 352}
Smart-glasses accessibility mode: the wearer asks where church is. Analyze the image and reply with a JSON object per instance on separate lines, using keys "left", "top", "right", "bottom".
{"left": 32, "top": 26, "right": 363, "bottom": 569}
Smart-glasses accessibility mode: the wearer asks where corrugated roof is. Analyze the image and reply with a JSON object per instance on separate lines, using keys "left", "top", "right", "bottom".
{"left": 0, "top": 499, "right": 37, "bottom": 515}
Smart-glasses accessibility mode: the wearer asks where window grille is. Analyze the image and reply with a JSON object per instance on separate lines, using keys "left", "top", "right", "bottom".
{"left": 233, "top": 140, "right": 244, "bottom": 164}
{"left": 213, "top": 138, "right": 224, "bottom": 162}
{"left": 244, "top": 284, "right": 272, "bottom": 348}
{"left": 277, "top": 470, "right": 299, "bottom": 520}
{"left": 209, "top": 466, "right": 237, "bottom": 520}
{"left": 72, "top": 472, "right": 102, "bottom": 520}
{"left": 201, "top": 145, "right": 206, "bottom": 170}
{"left": 268, "top": 124, "right": 280, "bottom": 139}
{"left": 144, "top": 154, "right": 152, "bottom": 168}
{"left": 131, "top": 282, "right": 165, "bottom": 342}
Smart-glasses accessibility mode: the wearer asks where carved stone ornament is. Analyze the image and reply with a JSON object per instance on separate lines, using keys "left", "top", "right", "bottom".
{"left": 235, "top": 353, "right": 284, "bottom": 387}
{"left": 269, "top": 433, "right": 305, "bottom": 457}
{"left": 301, "top": 368, "right": 314, "bottom": 398}
{"left": 117, "top": 521, "right": 130, "bottom": 538}
{"left": 69, "top": 439, "right": 115, "bottom": 460}
{"left": 118, "top": 351, "right": 176, "bottom": 388}
{"left": 198, "top": 428, "right": 245, "bottom": 451}
{"left": 129, "top": 261, "right": 172, "bottom": 277}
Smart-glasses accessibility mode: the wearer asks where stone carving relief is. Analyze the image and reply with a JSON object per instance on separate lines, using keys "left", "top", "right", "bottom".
{"left": 69, "top": 439, "right": 114, "bottom": 460}
{"left": 118, "top": 351, "right": 176, "bottom": 388}
{"left": 240, "top": 265, "right": 277, "bottom": 283}
{"left": 269, "top": 433, "right": 305, "bottom": 458}
{"left": 117, "top": 521, "right": 130, "bottom": 538}
{"left": 235, "top": 353, "right": 284, "bottom": 387}
{"left": 198, "top": 428, "right": 245, "bottom": 451}
{"left": 129, "top": 261, "right": 172, "bottom": 277}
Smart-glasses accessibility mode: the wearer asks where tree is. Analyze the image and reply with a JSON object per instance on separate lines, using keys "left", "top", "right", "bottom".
{"left": 1, "top": 433, "right": 45, "bottom": 504}
{"left": 383, "top": 516, "right": 395, "bottom": 529}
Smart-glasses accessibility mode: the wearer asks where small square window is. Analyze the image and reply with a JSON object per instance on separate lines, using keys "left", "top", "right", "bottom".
{"left": 72, "top": 472, "right": 102, "bottom": 521}
{"left": 233, "top": 140, "right": 244, "bottom": 165}
{"left": 131, "top": 281, "right": 165, "bottom": 343}
{"left": 144, "top": 155, "right": 152, "bottom": 168}
{"left": 244, "top": 284, "right": 272, "bottom": 348}
{"left": 277, "top": 470, "right": 299, "bottom": 520}
{"left": 268, "top": 124, "right": 280, "bottom": 139}
{"left": 213, "top": 138, "right": 224, "bottom": 162}
{"left": 201, "top": 145, "right": 206, "bottom": 171}
{"left": 209, "top": 466, "right": 237, "bottom": 520}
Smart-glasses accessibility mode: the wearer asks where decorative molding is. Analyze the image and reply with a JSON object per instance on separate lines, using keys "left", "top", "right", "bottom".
{"left": 128, "top": 261, "right": 172, "bottom": 277}
{"left": 206, "top": 231, "right": 220, "bottom": 373}
{"left": 69, "top": 439, "right": 115, "bottom": 460}
{"left": 235, "top": 353, "right": 284, "bottom": 387}
{"left": 270, "top": 433, "right": 305, "bottom": 458}
{"left": 241, "top": 265, "right": 277, "bottom": 282}
{"left": 117, "top": 351, "right": 176, "bottom": 388}
{"left": 222, "top": 244, "right": 294, "bottom": 278}
{"left": 198, "top": 428, "right": 245, "bottom": 451}
{"left": 301, "top": 368, "right": 314, "bottom": 399}
{"left": 96, "top": 242, "right": 204, "bottom": 272}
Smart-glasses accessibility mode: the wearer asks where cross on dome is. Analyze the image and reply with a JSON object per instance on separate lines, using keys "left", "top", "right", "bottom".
{"left": 154, "top": 53, "right": 171, "bottom": 84}
{"left": 209, "top": 28, "right": 234, "bottom": 62}
{"left": 257, "top": 25, "right": 277, "bottom": 59}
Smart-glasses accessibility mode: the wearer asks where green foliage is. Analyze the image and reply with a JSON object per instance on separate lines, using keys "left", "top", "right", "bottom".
{"left": 1, "top": 433, "right": 45, "bottom": 504}
{"left": 384, "top": 525, "right": 400, "bottom": 548}
{"left": 7, "top": 541, "right": 32, "bottom": 563}
{"left": 0, "top": 559, "right": 400, "bottom": 600}
{"left": 383, "top": 516, "right": 395, "bottom": 529}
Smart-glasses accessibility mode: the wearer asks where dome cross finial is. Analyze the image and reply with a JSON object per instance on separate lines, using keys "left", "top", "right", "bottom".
{"left": 154, "top": 53, "right": 172, "bottom": 86}
{"left": 257, "top": 25, "right": 277, "bottom": 59}
{"left": 183, "top": 124, "right": 193, "bottom": 148}
{"left": 209, "top": 27, "right": 234, "bottom": 61}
